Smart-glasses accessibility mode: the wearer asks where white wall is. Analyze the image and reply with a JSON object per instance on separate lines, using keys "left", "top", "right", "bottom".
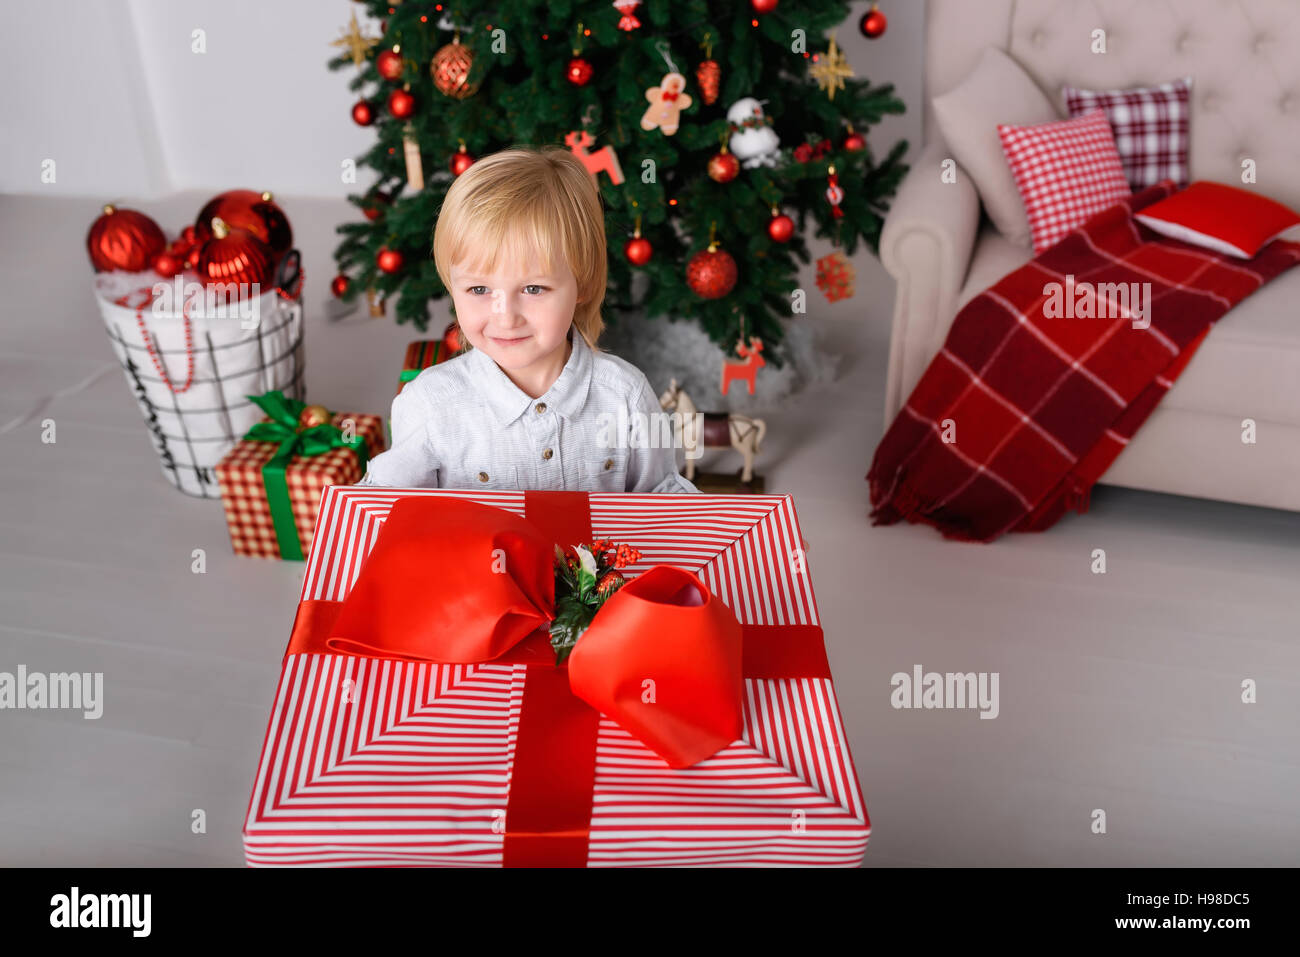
{"left": 0, "top": 0, "right": 923, "bottom": 200}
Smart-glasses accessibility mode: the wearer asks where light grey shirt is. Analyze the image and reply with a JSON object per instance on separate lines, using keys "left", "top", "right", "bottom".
{"left": 356, "top": 329, "right": 701, "bottom": 494}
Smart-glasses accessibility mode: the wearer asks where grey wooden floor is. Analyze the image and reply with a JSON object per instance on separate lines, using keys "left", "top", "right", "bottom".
{"left": 2, "top": 192, "right": 1298, "bottom": 867}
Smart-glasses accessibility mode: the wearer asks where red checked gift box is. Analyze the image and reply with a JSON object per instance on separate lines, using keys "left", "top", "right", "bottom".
{"left": 242, "top": 486, "right": 869, "bottom": 866}
{"left": 215, "top": 392, "right": 386, "bottom": 561}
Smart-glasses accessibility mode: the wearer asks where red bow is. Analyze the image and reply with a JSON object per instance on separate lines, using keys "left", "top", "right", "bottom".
{"left": 286, "top": 495, "right": 743, "bottom": 769}
{"left": 661, "top": 90, "right": 679, "bottom": 101}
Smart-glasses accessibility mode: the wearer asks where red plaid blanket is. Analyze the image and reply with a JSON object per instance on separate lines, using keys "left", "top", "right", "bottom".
{"left": 868, "top": 181, "right": 1300, "bottom": 542}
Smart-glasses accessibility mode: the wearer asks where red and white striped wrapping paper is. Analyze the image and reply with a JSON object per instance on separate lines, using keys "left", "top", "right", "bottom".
{"left": 243, "top": 486, "right": 869, "bottom": 867}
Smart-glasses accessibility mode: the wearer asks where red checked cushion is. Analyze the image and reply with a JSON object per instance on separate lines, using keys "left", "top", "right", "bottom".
{"left": 1134, "top": 181, "right": 1300, "bottom": 259}
{"left": 1064, "top": 77, "right": 1191, "bottom": 191}
{"left": 998, "top": 109, "right": 1132, "bottom": 254}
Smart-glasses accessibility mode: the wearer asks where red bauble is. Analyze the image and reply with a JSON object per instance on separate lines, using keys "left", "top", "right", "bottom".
{"left": 330, "top": 274, "right": 350, "bottom": 298}
{"left": 376, "top": 247, "right": 404, "bottom": 274}
{"left": 751, "top": 0, "right": 779, "bottom": 12}
{"left": 362, "top": 190, "right": 392, "bottom": 221}
{"left": 450, "top": 146, "right": 475, "bottom": 176}
{"left": 376, "top": 48, "right": 404, "bottom": 81}
{"left": 352, "top": 100, "right": 374, "bottom": 126}
{"left": 195, "top": 217, "right": 274, "bottom": 289}
{"left": 431, "top": 40, "right": 478, "bottom": 99}
{"left": 388, "top": 87, "right": 416, "bottom": 118}
{"left": 180, "top": 225, "right": 197, "bottom": 246}
{"left": 151, "top": 250, "right": 183, "bottom": 278}
{"left": 860, "top": 7, "right": 887, "bottom": 39}
{"left": 86, "top": 205, "right": 166, "bottom": 273}
{"left": 185, "top": 245, "right": 202, "bottom": 269}
{"left": 624, "top": 236, "right": 653, "bottom": 265}
{"left": 707, "top": 149, "right": 740, "bottom": 183}
{"left": 566, "top": 57, "right": 593, "bottom": 86}
{"left": 767, "top": 213, "right": 795, "bottom": 243}
{"left": 194, "top": 190, "right": 292, "bottom": 262}
{"left": 686, "top": 247, "right": 738, "bottom": 299}
{"left": 442, "top": 321, "right": 462, "bottom": 353}
{"left": 843, "top": 131, "right": 867, "bottom": 152}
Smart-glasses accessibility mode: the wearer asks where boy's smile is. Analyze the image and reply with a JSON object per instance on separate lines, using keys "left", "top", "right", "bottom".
{"left": 449, "top": 253, "right": 580, "bottom": 399}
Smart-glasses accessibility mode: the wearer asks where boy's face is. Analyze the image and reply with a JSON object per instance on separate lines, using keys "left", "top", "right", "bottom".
{"left": 449, "top": 252, "right": 580, "bottom": 380}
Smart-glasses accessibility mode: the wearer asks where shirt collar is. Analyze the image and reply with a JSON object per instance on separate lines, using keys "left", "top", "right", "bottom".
{"left": 468, "top": 327, "right": 593, "bottom": 427}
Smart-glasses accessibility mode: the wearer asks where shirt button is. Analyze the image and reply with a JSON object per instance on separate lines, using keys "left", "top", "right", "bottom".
{"left": 535, "top": 402, "right": 547, "bottom": 414}
{"left": 604, "top": 458, "right": 614, "bottom": 470}
{"left": 542, "top": 448, "right": 553, "bottom": 460}
{"left": 478, "top": 471, "right": 489, "bottom": 482}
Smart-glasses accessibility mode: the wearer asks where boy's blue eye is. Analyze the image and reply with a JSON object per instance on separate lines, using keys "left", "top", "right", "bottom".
{"left": 465, "top": 285, "right": 548, "bottom": 295}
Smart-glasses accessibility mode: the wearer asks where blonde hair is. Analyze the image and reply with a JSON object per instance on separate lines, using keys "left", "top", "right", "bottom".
{"left": 432, "top": 145, "right": 607, "bottom": 353}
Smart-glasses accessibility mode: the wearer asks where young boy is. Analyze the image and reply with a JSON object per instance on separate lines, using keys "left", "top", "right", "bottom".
{"left": 356, "top": 146, "right": 700, "bottom": 493}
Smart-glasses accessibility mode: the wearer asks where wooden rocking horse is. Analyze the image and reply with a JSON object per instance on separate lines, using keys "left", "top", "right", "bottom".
{"left": 659, "top": 379, "right": 767, "bottom": 490}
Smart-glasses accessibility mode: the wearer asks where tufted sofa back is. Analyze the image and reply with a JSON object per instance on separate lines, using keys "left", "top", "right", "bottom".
{"left": 923, "top": 0, "right": 1300, "bottom": 210}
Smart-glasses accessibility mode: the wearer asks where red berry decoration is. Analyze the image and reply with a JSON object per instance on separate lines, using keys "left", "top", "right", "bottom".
{"left": 195, "top": 217, "right": 274, "bottom": 289}
{"left": 376, "top": 246, "right": 404, "bottom": 274}
{"left": 362, "top": 190, "right": 391, "bottom": 221}
{"left": 843, "top": 131, "right": 867, "bottom": 152}
{"left": 388, "top": 86, "right": 415, "bottom": 118}
{"left": 566, "top": 57, "right": 593, "bottom": 86}
{"left": 686, "top": 244, "right": 738, "bottom": 299}
{"left": 767, "top": 211, "right": 795, "bottom": 243}
{"left": 351, "top": 100, "right": 374, "bottom": 126}
{"left": 707, "top": 148, "right": 740, "bottom": 183}
{"left": 751, "top": 0, "right": 779, "bottom": 12}
{"left": 376, "top": 47, "right": 404, "bottom": 81}
{"left": 151, "top": 250, "right": 183, "bottom": 278}
{"left": 85, "top": 204, "right": 166, "bottom": 273}
{"left": 330, "top": 275, "right": 350, "bottom": 298}
{"left": 860, "top": 5, "right": 887, "bottom": 39}
{"left": 194, "top": 190, "right": 292, "bottom": 263}
{"left": 450, "top": 144, "right": 475, "bottom": 176}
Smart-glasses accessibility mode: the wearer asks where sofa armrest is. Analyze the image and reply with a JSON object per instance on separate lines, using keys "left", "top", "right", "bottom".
{"left": 879, "top": 141, "right": 981, "bottom": 425}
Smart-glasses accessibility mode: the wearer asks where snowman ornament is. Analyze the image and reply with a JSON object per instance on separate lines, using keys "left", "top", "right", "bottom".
{"left": 727, "top": 98, "right": 781, "bottom": 169}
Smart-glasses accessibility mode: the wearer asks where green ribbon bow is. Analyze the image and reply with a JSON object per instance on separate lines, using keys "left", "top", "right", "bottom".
{"left": 242, "top": 390, "right": 370, "bottom": 561}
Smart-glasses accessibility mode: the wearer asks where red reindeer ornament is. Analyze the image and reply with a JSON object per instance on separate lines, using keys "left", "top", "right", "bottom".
{"left": 564, "top": 130, "right": 625, "bottom": 186}
{"left": 720, "top": 336, "right": 766, "bottom": 396}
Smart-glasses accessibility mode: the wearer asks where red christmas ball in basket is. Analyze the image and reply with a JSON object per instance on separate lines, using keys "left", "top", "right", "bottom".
{"left": 194, "top": 217, "right": 274, "bottom": 289}
{"left": 86, "top": 204, "right": 166, "bottom": 273}
{"left": 194, "top": 190, "right": 292, "bottom": 263}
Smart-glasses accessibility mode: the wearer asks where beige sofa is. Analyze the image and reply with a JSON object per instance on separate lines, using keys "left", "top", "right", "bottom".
{"left": 880, "top": 0, "right": 1300, "bottom": 512}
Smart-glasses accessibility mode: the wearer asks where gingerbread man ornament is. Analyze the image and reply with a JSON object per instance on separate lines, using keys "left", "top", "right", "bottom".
{"left": 641, "top": 72, "right": 692, "bottom": 136}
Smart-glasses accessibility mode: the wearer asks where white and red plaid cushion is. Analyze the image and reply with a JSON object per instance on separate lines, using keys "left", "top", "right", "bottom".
{"left": 1064, "top": 77, "right": 1191, "bottom": 191}
{"left": 998, "top": 109, "right": 1132, "bottom": 254}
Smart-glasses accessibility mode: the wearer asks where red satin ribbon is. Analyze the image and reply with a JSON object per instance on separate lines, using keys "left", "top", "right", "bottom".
{"left": 283, "top": 490, "right": 829, "bottom": 866}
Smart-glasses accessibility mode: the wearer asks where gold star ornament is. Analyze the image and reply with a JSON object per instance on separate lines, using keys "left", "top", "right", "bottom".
{"left": 810, "top": 36, "right": 854, "bottom": 101}
{"left": 332, "top": 11, "right": 379, "bottom": 68}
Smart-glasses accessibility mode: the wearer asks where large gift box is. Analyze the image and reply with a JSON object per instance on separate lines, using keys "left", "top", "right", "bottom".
{"left": 216, "top": 392, "right": 386, "bottom": 560}
{"left": 242, "top": 486, "right": 869, "bottom": 866}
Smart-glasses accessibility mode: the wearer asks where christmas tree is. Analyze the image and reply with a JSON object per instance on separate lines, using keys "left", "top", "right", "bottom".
{"left": 329, "top": 1, "right": 907, "bottom": 368}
